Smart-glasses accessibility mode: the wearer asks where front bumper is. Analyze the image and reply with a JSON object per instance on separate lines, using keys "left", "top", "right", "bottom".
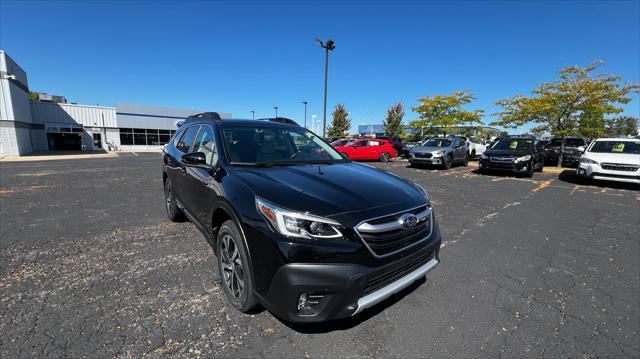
{"left": 409, "top": 156, "right": 443, "bottom": 165}
{"left": 479, "top": 159, "right": 529, "bottom": 173}
{"left": 577, "top": 163, "right": 640, "bottom": 184}
{"left": 258, "top": 224, "right": 442, "bottom": 323}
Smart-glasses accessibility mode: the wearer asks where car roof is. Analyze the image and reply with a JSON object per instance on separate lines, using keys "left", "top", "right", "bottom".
{"left": 593, "top": 138, "right": 639, "bottom": 141}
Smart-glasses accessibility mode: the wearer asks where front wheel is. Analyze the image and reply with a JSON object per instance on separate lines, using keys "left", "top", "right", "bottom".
{"left": 217, "top": 220, "right": 257, "bottom": 313}
{"left": 535, "top": 161, "right": 544, "bottom": 172}
{"left": 525, "top": 163, "right": 534, "bottom": 178}
{"left": 164, "top": 178, "right": 184, "bottom": 222}
{"left": 442, "top": 155, "right": 452, "bottom": 169}
{"left": 379, "top": 152, "right": 391, "bottom": 162}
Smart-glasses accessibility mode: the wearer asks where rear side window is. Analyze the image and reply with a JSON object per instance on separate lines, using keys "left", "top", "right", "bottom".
{"left": 176, "top": 126, "right": 200, "bottom": 153}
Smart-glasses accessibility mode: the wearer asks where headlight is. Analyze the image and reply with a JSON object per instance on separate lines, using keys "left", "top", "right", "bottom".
{"left": 255, "top": 197, "right": 343, "bottom": 239}
{"left": 480, "top": 154, "right": 488, "bottom": 160}
{"left": 515, "top": 155, "right": 531, "bottom": 162}
{"left": 579, "top": 157, "right": 598, "bottom": 165}
{"left": 432, "top": 151, "right": 444, "bottom": 157}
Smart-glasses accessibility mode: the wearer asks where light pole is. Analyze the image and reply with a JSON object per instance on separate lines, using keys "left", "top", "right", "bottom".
{"left": 251, "top": 110, "right": 255, "bottom": 120}
{"left": 273, "top": 106, "right": 278, "bottom": 118}
{"left": 316, "top": 38, "right": 335, "bottom": 138}
{"left": 302, "top": 101, "right": 308, "bottom": 128}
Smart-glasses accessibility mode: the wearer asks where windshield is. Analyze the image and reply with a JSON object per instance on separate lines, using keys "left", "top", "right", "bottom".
{"left": 222, "top": 125, "right": 345, "bottom": 165}
{"left": 422, "top": 138, "right": 452, "bottom": 147}
{"left": 589, "top": 140, "right": 640, "bottom": 154}
{"left": 491, "top": 138, "right": 533, "bottom": 151}
{"left": 550, "top": 138, "right": 585, "bottom": 147}
{"left": 331, "top": 139, "right": 351, "bottom": 147}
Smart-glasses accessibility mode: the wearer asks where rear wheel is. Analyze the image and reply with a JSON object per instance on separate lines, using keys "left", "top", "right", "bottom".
{"left": 462, "top": 154, "right": 469, "bottom": 166}
{"left": 217, "top": 220, "right": 257, "bottom": 313}
{"left": 379, "top": 152, "right": 391, "bottom": 162}
{"left": 164, "top": 178, "right": 184, "bottom": 222}
{"left": 535, "top": 161, "right": 543, "bottom": 172}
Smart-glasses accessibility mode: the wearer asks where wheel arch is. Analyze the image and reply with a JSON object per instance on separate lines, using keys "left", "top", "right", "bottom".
{"left": 210, "top": 201, "right": 254, "bottom": 278}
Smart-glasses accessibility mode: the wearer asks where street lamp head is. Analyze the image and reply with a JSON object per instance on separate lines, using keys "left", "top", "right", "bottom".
{"left": 302, "top": 101, "right": 308, "bottom": 105}
{"left": 326, "top": 39, "right": 335, "bottom": 50}
{"left": 315, "top": 38, "right": 323, "bottom": 46}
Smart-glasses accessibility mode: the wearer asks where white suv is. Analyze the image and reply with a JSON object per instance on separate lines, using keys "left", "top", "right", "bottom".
{"left": 577, "top": 138, "right": 640, "bottom": 184}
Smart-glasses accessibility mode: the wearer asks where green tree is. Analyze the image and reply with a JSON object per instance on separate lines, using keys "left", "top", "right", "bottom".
{"left": 326, "top": 103, "right": 351, "bottom": 139}
{"left": 604, "top": 116, "right": 639, "bottom": 137}
{"left": 491, "top": 61, "right": 639, "bottom": 166}
{"left": 383, "top": 102, "right": 405, "bottom": 137}
{"left": 578, "top": 107, "right": 605, "bottom": 140}
{"left": 411, "top": 90, "right": 484, "bottom": 137}
{"left": 29, "top": 91, "right": 40, "bottom": 101}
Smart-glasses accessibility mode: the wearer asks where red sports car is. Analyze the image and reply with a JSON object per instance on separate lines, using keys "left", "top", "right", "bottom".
{"left": 333, "top": 138, "right": 397, "bottom": 162}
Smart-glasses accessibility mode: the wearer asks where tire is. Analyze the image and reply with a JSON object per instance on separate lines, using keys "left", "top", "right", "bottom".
{"left": 525, "top": 163, "right": 534, "bottom": 178}
{"left": 471, "top": 150, "right": 476, "bottom": 159}
{"left": 462, "top": 154, "right": 469, "bottom": 166}
{"left": 379, "top": 152, "right": 391, "bottom": 162}
{"left": 164, "top": 178, "right": 184, "bottom": 222}
{"left": 535, "top": 161, "right": 543, "bottom": 172}
{"left": 443, "top": 155, "right": 452, "bottom": 169}
{"left": 216, "top": 219, "right": 257, "bottom": 313}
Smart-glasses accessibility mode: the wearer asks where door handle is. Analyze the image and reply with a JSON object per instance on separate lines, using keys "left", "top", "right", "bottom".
{"left": 181, "top": 167, "right": 187, "bottom": 174}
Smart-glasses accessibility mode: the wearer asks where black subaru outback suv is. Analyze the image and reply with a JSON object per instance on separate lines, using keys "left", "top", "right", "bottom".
{"left": 162, "top": 112, "right": 441, "bottom": 323}
{"left": 479, "top": 135, "right": 545, "bottom": 177}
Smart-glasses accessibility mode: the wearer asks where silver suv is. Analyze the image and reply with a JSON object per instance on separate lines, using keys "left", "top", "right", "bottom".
{"left": 409, "top": 137, "right": 469, "bottom": 169}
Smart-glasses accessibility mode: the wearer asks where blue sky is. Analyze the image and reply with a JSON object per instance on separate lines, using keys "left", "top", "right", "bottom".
{"left": 1, "top": 0, "right": 638, "bottom": 133}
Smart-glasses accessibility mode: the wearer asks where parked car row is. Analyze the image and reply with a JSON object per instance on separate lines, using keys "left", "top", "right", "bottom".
{"left": 334, "top": 134, "right": 639, "bottom": 184}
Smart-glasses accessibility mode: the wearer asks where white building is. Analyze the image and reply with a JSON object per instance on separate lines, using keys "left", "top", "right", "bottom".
{"left": 0, "top": 50, "right": 231, "bottom": 157}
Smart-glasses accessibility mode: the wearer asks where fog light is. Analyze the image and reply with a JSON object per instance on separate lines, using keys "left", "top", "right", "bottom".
{"left": 297, "top": 293, "right": 308, "bottom": 311}
{"left": 297, "top": 293, "right": 326, "bottom": 314}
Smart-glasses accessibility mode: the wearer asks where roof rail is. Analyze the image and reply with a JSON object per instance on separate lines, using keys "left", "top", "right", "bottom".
{"left": 259, "top": 117, "right": 300, "bottom": 126}
{"left": 185, "top": 112, "right": 223, "bottom": 124}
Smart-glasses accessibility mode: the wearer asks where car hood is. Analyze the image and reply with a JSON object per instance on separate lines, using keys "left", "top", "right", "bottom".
{"left": 230, "top": 162, "right": 425, "bottom": 219}
{"left": 412, "top": 146, "right": 448, "bottom": 153}
{"left": 584, "top": 152, "right": 640, "bottom": 165}
{"left": 484, "top": 149, "right": 531, "bottom": 157}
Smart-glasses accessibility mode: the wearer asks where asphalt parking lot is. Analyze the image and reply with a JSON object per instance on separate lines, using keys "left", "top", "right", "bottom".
{"left": 1, "top": 154, "right": 638, "bottom": 358}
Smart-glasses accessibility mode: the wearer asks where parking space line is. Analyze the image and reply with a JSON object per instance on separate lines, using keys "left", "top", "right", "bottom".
{"left": 531, "top": 179, "right": 553, "bottom": 192}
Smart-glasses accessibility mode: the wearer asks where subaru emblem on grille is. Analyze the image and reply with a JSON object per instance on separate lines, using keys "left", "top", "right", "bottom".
{"left": 399, "top": 213, "right": 418, "bottom": 230}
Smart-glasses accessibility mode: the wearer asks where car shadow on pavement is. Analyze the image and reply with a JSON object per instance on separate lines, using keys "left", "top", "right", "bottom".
{"left": 279, "top": 277, "right": 427, "bottom": 334}
{"left": 557, "top": 170, "right": 640, "bottom": 191}
{"left": 470, "top": 168, "right": 531, "bottom": 179}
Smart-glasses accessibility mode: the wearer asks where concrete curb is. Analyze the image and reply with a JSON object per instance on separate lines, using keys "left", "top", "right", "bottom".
{"left": 0, "top": 152, "right": 121, "bottom": 162}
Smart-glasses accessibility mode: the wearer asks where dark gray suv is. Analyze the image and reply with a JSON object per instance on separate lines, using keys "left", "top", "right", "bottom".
{"left": 409, "top": 137, "right": 469, "bottom": 169}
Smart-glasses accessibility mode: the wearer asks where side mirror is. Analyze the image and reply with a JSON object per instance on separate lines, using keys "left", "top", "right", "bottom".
{"left": 340, "top": 152, "right": 349, "bottom": 160}
{"left": 577, "top": 146, "right": 586, "bottom": 153}
{"left": 182, "top": 152, "right": 208, "bottom": 167}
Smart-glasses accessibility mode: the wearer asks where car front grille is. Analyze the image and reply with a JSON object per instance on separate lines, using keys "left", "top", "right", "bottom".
{"left": 414, "top": 153, "right": 432, "bottom": 158}
{"left": 601, "top": 163, "right": 639, "bottom": 172}
{"left": 362, "top": 250, "right": 435, "bottom": 296}
{"left": 490, "top": 156, "right": 515, "bottom": 162}
{"left": 356, "top": 205, "right": 432, "bottom": 257}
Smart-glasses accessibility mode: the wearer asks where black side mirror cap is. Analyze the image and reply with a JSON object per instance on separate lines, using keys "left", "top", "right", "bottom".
{"left": 182, "top": 152, "right": 207, "bottom": 167}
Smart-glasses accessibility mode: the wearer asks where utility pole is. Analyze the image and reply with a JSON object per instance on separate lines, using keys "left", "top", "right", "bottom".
{"left": 273, "top": 106, "right": 278, "bottom": 118}
{"left": 316, "top": 38, "right": 335, "bottom": 138}
{"left": 302, "top": 101, "right": 308, "bottom": 128}
{"left": 251, "top": 110, "right": 255, "bottom": 120}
